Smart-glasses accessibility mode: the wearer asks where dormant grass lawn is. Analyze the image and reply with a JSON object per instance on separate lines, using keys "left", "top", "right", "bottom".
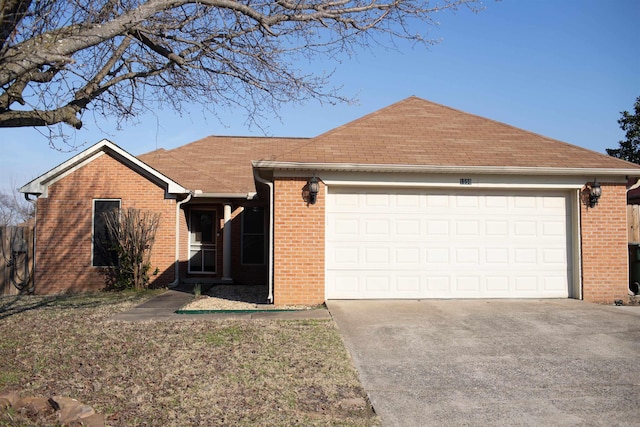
{"left": 0, "top": 291, "right": 379, "bottom": 426}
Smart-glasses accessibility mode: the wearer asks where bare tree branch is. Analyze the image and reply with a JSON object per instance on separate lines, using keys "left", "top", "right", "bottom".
{"left": 0, "top": 0, "right": 482, "bottom": 138}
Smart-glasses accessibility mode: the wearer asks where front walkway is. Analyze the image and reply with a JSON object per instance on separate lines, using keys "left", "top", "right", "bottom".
{"left": 111, "top": 289, "right": 330, "bottom": 321}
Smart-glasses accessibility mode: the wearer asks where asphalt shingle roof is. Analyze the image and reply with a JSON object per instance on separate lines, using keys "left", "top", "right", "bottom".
{"left": 278, "top": 97, "right": 640, "bottom": 169}
{"left": 137, "top": 96, "right": 640, "bottom": 194}
{"left": 137, "top": 136, "right": 307, "bottom": 194}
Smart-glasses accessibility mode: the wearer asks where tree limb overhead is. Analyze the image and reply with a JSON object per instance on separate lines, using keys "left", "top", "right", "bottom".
{"left": 0, "top": 0, "right": 481, "bottom": 135}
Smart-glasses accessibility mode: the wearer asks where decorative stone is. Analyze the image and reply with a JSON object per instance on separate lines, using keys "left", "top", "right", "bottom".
{"left": 69, "top": 413, "right": 106, "bottom": 427}
{"left": 0, "top": 390, "right": 20, "bottom": 408}
{"left": 15, "top": 396, "right": 51, "bottom": 413}
{"left": 58, "top": 403, "right": 96, "bottom": 424}
{"left": 49, "top": 395, "right": 80, "bottom": 411}
{"left": 1, "top": 392, "right": 103, "bottom": 425}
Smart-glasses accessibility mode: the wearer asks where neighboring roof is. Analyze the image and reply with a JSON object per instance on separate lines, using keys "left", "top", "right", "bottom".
{"left": 256, "top": 96, "right": 640, "bottom": 175}
{"left": 137, "top": 136, "right": 307, "bottom": 194}
{"left": 21, "top": 139, "right": 187, "bottom": 197}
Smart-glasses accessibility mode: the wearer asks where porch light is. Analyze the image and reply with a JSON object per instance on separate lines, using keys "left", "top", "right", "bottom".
{"left": 308, "top": 176, "right": 319, "bottom": 205}
{"left": 588, "top": 180, "right": 602, "bottom": 208}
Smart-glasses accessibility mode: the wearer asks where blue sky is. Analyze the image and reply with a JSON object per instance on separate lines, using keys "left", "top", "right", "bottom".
{"left": 1, "top": 0, "right": 639, "bottom": 189}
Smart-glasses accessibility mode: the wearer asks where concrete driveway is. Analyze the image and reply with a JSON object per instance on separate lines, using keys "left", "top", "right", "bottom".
{"left": 327, "top": 299, "right": 640, "bottom": 426}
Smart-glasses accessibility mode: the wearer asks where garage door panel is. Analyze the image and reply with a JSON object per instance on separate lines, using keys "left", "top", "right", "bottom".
{"left": 333, "top": 217, "right": 359, "bottom": 236}
{"left": 396, "top": 219, "right": 420, "bottom": 235}
{"left": 397, "top": 276, "right": 421, "bottom": 292}
{"left": 543, "top": 248, "right": 566, "bottom": 263}
{"left": 326, "top": 188, "right": 571, "bottom": 299}
{"left": 486, "top": 276, "right": 509, "bottom": 292}
{"left": 396, "top": 247, "right": 420, "bottom": 264}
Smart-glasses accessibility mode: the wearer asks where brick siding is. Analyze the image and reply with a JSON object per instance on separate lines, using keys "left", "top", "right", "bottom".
{"left": 34, "top": 154, "right": 177, "bottom": 294}
{"left": 273, "top": 177, "right": 325, "bottom": 305}
{"left": 581, "top": 182, "right": 629, "bottom": 303}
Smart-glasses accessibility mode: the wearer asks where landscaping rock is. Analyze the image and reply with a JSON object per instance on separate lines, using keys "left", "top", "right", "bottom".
{"left": 50, "top": 395, "right": 81, "bottom": 410}
{"left": 0, "top": 390, "right": 19, "bottom": 408}
{"left": 0, "top": 391, "right": 102, "bottom": 426}
{"left": 15, "top": 396, "right": 51, "bottom": 413}
{"left": 59, "top": 403, "right": 96, "bottom": 424}
{"left": 69, "top": 412, "right": 105, "bottom": 427}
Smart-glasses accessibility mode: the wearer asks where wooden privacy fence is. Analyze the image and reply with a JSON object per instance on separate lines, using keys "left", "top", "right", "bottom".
{"left": 629, "top": 205, "right": 640, "bottom": 244}
{"left": 0, "top": 225, "right": 34, "bottom": 296}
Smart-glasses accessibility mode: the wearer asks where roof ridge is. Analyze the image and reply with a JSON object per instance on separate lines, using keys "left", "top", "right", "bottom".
{"left": 313, "top": 96, "right": 420, "bottom": 141}
{"left": 271, "top": 97, "right": 422, "bottom": 158}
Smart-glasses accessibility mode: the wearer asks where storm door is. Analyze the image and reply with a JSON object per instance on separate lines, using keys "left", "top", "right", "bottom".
{"left": 189, "top": 210, "right": 216, "bottom": 273}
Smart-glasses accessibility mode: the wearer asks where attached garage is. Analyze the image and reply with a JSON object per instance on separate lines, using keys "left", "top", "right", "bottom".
{"left": 257, "top": 97, "right": 638, "bottom": 305}
{"left": 325, "top": 186, "right": 574, "bottom": 299}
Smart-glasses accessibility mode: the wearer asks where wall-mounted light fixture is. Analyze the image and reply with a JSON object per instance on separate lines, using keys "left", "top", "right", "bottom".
{"left": 308, "top": 176, "right": 319, "bottom": 205}
{"left": 588, "top": 180, "right": 602, "bottom": 208}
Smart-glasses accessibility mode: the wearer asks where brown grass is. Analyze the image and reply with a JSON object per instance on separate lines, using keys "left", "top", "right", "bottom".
{"left": 0, "top": 292, "right": 379, "bottom": 426}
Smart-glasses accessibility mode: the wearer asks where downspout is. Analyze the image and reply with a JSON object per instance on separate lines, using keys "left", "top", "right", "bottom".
{"left": 168, "top": 192, "right": 193, "bottom": 288}
{"left": 24, "top": 194, "right": 37, "bottom": 293}
{"left": 253, "top": 170, "right": 274, "bottom": 303}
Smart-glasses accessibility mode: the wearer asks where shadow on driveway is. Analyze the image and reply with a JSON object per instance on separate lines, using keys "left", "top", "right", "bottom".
{"left": 327, "top": 299, "right": 640, "bottom": 427}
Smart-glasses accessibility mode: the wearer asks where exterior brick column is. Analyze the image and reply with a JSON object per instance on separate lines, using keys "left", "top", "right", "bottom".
{"left": 580, "top": 182, "right": 629, "bottom": 303}
{"left": 273, "top": 177, "right": 325, "bottom": 306}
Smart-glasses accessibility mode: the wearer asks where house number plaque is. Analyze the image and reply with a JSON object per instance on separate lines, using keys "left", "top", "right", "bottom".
{"left": 459, "top": 178, "right": 472, "bottom": 185}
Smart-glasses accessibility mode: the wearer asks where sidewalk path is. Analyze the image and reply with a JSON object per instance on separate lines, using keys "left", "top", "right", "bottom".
{"left": 111, "top": 290, "right": 331, "bottom": 321}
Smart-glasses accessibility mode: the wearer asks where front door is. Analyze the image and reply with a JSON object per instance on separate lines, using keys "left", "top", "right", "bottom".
{"left": 189, "top": 210, "right": 216, "bottom": 273}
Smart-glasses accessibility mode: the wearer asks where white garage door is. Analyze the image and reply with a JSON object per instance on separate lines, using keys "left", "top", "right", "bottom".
{"left": 325, "top": 187, "right": 571, "bottom": 299}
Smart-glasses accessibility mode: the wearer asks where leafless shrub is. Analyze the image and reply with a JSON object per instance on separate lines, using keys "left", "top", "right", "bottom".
{"left": 103, "top": 207, "right": 160, "bottom": 290}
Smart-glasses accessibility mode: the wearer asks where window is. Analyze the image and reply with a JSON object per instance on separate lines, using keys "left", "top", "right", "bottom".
{"left": 92, "top": 199, "right": 121, "bottom": 267}
{"left": 189, "top": 210, "right": 216, "bottom": 273}
{"left": 242, "top": 207, "right": 265, "bottom": 265}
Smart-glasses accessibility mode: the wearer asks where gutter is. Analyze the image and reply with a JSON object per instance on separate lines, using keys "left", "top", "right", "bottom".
{"left": 253, "top": 170, "right": 274, "bottom": 304}
{"left": 252, "top": 161, "right": 640, "bottom": 177}
{"left": 168, "top": 192, "right": 194, "bottom": 288}
{"left": 192, "top": 191, "right": 257, "bottom": 199}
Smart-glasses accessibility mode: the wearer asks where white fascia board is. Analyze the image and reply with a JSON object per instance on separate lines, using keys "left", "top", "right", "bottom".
{"left": 20, "top": 139, "right": 188, "bottom": 197}
{"left": 252, "top": 160, "right": 640, "bottom": 178}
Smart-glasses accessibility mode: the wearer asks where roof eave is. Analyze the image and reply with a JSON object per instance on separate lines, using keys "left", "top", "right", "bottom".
{"left": 252, "top": 161, "right": 640, "bottom": 177}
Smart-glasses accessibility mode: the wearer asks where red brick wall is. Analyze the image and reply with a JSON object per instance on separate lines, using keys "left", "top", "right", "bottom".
{"left": 581, "top": 182, "right": 629, "bottom": 303}
{"left": 273, "top": 177, "right": 325, "bottom": 305}
{"left": 34, "top": 154, "right": 177, "bottom": 294}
